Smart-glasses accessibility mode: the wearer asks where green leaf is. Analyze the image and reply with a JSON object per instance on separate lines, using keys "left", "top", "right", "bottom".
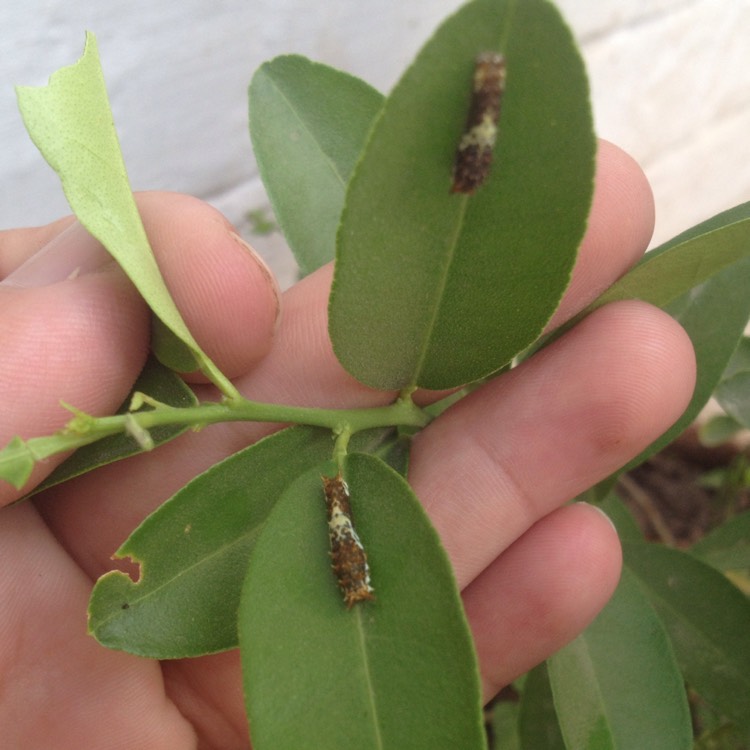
{"left": 16, "top": 32, "right": 236, "bottom": 397}
{"left": 623, "top": 541, "right": 750, "bottom": 732}
{"left": 547, "top": 567, "right": 692, "bottom": 750}
{"left": 249, "top": 55, "right": 384, "bottom": 276}
{"left": 329, "top": 0, "right": 595, "bottom": 390}
{"left": 584, "top": 201, "right": 750, "bottom": 314}
{"left": 599, "top": 492, "right": 644, "bottom": 543}
{"left": 239, "top": 453, "right": 485, "bottom": 749}
{"left": 691, "top": 511, "right": 750, "bottom": 572}
{"left": 0, "top": 437, "right": 36, "bottom": 490}
{"left": 697, "top": 413, "right": 743, "bottom": 447}
{"left": 27, "top": 357, "right": 196, "bottom": 496}
{"left": 88, "top": 426, "right": 335, "bottom": 657}
{"left": 518, "top": 663, "right": 565, "bottom": 750}
{"left": 712, "top": 335, "right": 750, "bottom": 432}
{"left": 488, "top": 697, "right": 522, "bottom": 750}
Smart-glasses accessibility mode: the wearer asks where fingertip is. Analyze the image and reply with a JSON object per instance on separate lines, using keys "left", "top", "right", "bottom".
{"left": 464, "top": 501, "right": 622, "bottom": 700}
{"left": 136, "top": 193, "right": 281, "bottom": 381}
{"left": 553, "top": 140, "right": 656, "bottom": 325}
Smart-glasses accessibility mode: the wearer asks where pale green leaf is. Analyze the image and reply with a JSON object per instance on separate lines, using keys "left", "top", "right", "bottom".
{"left": 16, "top": 32, "right": 235, "bottom": 396}
{"left": 0, "top": 436, "right": 36, "bottom": 490}
{"left": 249, "top": 55, "right": 383, "bottom": 275}
{"left": 329, "top": 0, "right": 595, "bottom": 389}
{"left": 239, "top": 453, "right": 485, "bottom": 749}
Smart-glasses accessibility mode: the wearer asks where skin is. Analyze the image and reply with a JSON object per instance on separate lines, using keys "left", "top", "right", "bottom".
{"left": 0, "top": 140, "right": 696, "bottom": 749}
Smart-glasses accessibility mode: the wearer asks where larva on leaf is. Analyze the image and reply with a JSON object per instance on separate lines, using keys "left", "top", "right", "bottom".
{"left": 321, "top": 472, "right": 375, "bottom": 608}
{"left": 450, "top": 52, "right": 506, "bottom": 194}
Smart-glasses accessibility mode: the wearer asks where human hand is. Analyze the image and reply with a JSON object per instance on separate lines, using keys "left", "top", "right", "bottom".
{"left": 0, "top": 140, "right": 695, "bottom": 748}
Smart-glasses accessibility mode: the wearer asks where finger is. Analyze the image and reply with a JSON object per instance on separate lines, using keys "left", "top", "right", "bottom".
{"left": 408, "top": 301, "right": 696, "bottom": 587}
{"left": 135, "top": 192, "right": 281, "bottom": 381}
{"left": 0, "top": 502, "right": 195, "bottom": 747}
{"left": 548, "top": 140, "right": 654, "bottom": 327}
{"left": 462, "top": 502, "right": 621, "bottom": 700}
{"left": 0, "top": 216, "right": 75, "bottom": 276}
{"left": 0, "top": 194, "right": 280, "bottom": 505}
{"left": 0, "top": 224, "right": 150, "bottom": 503}
{"left": 222, "top": 138, "right": 655, "bottom": 410}
{"left": 33, "top": 143, "right": 660, "bottom": 569}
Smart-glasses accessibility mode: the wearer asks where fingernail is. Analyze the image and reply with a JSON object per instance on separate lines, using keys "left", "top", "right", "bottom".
{"left": 1, "top": 223, "right": 111, "bottom": 289}
{"left": 580, "top": 501, "right": 620, "bottom": 534}
{"left": 228, "top": 231, "right": 282, "bottom": 327}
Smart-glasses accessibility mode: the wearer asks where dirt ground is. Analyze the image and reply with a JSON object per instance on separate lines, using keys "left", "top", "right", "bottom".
{"left": 619, "top": 427, "right": 750, "bottom": 546}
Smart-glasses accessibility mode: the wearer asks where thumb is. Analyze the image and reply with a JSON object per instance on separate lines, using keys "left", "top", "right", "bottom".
{"left": 0, "top": 222, "right": 149, "bottom": 504}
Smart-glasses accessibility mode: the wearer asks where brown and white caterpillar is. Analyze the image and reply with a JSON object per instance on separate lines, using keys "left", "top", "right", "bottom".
{"left": 450, "top": 52, "right": 506, "bottom": 194}
{"left": 321, "top": 472, "right": 375, "bottom": 608}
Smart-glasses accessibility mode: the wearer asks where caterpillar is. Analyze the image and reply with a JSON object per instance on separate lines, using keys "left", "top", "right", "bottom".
{"left": 450, "top": 52, "right": 506, "bottom": 194}
{"left": 321, "top": 472, "right": 375, "bottom": 608}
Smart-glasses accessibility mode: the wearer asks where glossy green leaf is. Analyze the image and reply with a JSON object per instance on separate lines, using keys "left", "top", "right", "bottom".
{"left": 547, "top": 567, "right": 692, "bottom": 750}
{"left": 239, "top": 453, "right": 485, "bottom": 749}
{"left": 249, "top": 55, "right": 383, "bottom": 276}
{"left": 27, "top": 357, "right": 196, "bottom": 496}
{"left": 518, "top": 663, "right": 565, "bottom": 750}
{"left": 329, "top": 0, "right": 595, "bottom": 390}
{"left": 623, "top": 541, "right": 750, "bottom": 732}
{"left": 691, "top": 511, "right": 750, "bottom": 572}
{"left": 88, "top": 426, "right": 334, "bottom": 657}
{"left": 16, "top": 32, "right": 234, "bottom": 395}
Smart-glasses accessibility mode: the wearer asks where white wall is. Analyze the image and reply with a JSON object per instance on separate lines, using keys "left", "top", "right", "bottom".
{"left": 1, "top": 1, "right": 749, "bottom": 287}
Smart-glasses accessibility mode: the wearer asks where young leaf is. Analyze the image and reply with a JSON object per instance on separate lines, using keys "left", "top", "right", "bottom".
{"left": 329, "top": 0, "right": 595, "bottom": 390}
{"left": 547, "top": 567, "right": 692, "bottom": 750}
{"left": 15, "top": 32, "right": 236, "bottom": 398}
{"left": 239, "top": 453, "right": 486, "bottom": 749}
{"left": 27, "top": 357, "right": 196, "bottom": 496}
{"left": 88, "top": 425, "right": 335, "bottom": 657}
{"left": 249, "top": 55, "right": 384, "bottom": 276}
{"left": 623, "top": 541, "right": 750, "bottom": 733}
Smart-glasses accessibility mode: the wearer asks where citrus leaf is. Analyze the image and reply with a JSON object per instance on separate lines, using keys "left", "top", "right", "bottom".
{"left": 88, "top": 426, "right": 334, "bottom": 657}
{"left": 547, "top": 567, "right": 692, "bottom": 750}
{"left": 249, "top": 55, "right": 383, "bottom": 276}
{"left": 239, "top": 453, "right": 485, "bottom": 749}
{"left": 624, "top": 541, "right": 750, "bottom": 733}
{"left": 329, "top": 0, "right": 595, "bottom": 390}
{"left": 587, "top": 202, "right": 750, "bottom": 314}
{"left": 16, "top": 32, "right": 234, "bottom": 395}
